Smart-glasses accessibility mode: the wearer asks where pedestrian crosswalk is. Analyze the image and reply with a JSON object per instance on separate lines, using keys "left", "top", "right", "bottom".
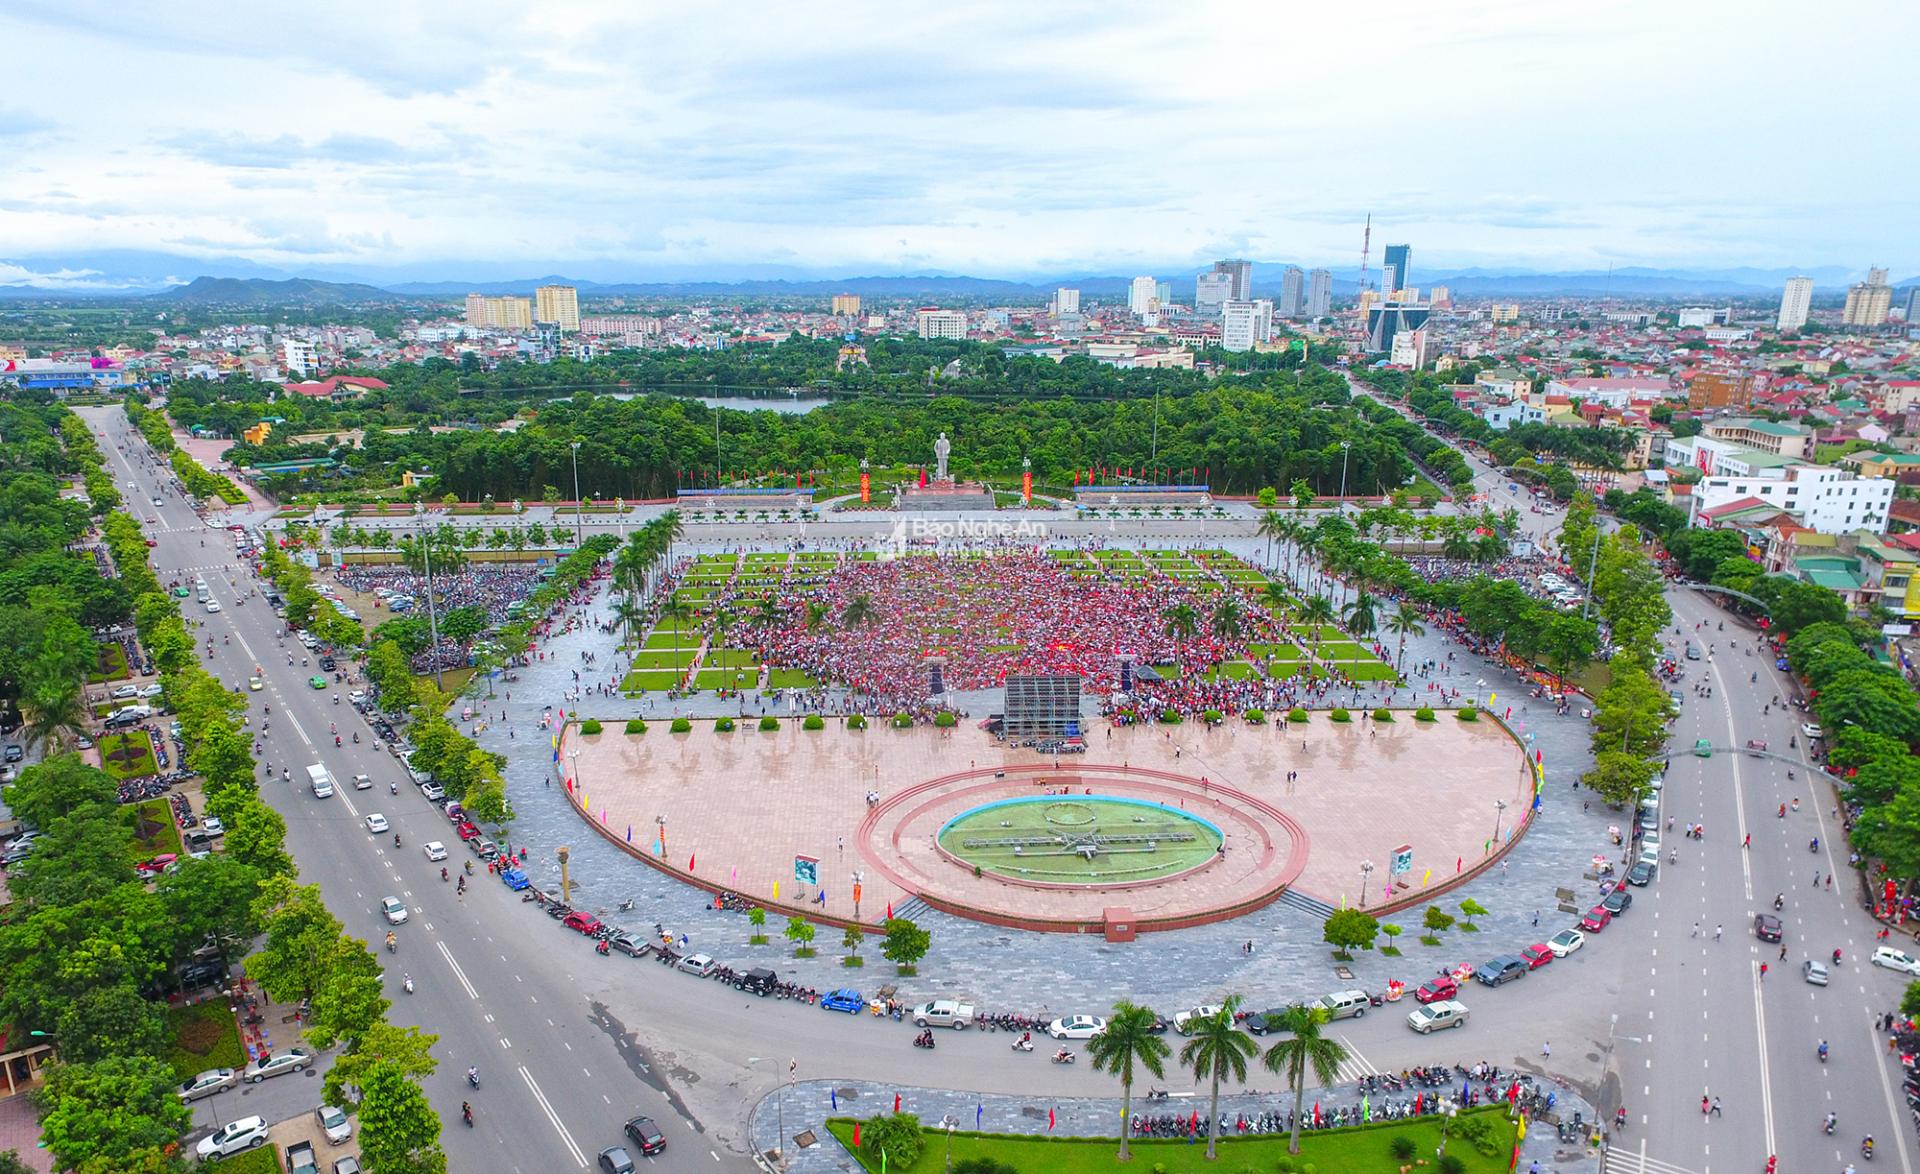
{"left": 1332, "top": 1035, "right": 1380, "bottom": 1084}
{"left": 1601, "top": 1146, "right": 1701, "bottom": 1174}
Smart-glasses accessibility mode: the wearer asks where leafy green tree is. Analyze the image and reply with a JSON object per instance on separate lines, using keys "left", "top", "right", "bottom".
{"left": 784, "top": 916, "right": 816, "bottom": 956}
{"left": 1322, "top": 909, "right": 1379, "bottom": 959}
{"left": 1178, "top": 995, "right": 1258, "bottom": 1160}
{"left": 357, "top": 1059, "right": 447, "bottom": 1174}
{"left": 1819, "top": 669, "right": 1920, "bottom": 743}
{"left": 156, "top": 855, "right": 262, "bottom": 961}
{"left": 247, "top": 877, "right": 347, "bottom": 1005}
{"left": 856, "top": 1112, "right": 924, "bottom": 1169}
{"left": 880, "top": 917, "right": 930, "bottom": 973}
{"left": 3, "top": 753, "right": 118, "bottom": 829}
{"left": 214, "top": 794, "right": 295, "bottom": 877}
{"left": 1772, "top": 579, "right": 1850, "bottom": 633}
{"left": 55, "top": 982, "right": 168, "bottom": 1064}
{"left": 189, "top": 721, "right": 258, "bottom": 799}
{"left": 1853, "top": 785, "right": 1920, "bottom": 879}
{"left": 1458, "top": 898, "right": 1488, "bottom": 930}
{"left": 747, "top": 907, "right": 767, "bottom": 944}
{"left": 34, "top": 1055, "right": 190, "bottom": 1173}
{"left": 1261, "top": 1005, "right": 1350, "bottom": 1154}
{"left": 1584, "top": 750, "right": 1658, "bottom": 807}
{"left": 322, "top": 1023, "right": 440, "bottom": 1108}
{"left": 1423, "top": 906, "right": 1454, "bottom": 939}
{"left": 1086, "top": 1000, "right": 1170, "bottom": 1161}
{"left": 306, "top": 937, "right": 390, "bottom": 1050}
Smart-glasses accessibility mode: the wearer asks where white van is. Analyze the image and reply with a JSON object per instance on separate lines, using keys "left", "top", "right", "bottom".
{"left": 306, "top": 764, "right": 334, "bottom": 799}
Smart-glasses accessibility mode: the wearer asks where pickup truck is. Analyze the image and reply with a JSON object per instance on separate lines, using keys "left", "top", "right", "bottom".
{"left": 286, "top": 1139, "right": 319, "bottom": 1174}
{"left": 911, "top": 999, "right": 975, "bottom": 1029}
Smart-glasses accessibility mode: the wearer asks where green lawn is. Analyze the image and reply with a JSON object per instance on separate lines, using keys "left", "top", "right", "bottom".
{"left": 212, "top": 1149, "right": 279, "bottom": 1174}
{"left": 1246, "top": 643, "right": 1303, "bottom": 661}
{"left": 99, "top": 730, "right": 159, "bottom": 781}
{"left": 621, "top": 669, "right": 686, "bottom": 691}
{"left": 88, "top": 642, "right": 130, "bottom": 683}
{"left": 631, "top": 649, "right": 700, "bottom": 671}
{"left": 643, "top": 631, "right": 697, "bottom": 649}
{"left": 1313, "top": 641, "right": 1371, "bottom": 660}
{"left": 1338, "top": 662, "right": 1403, "bottom": 681}
{"left": 695, "top": 667, "right": 757, "bottom": 690}
{"left": 767, "top": 668, "right": 822, "bottom": 688}
{"left": 126, "top": 799, "right": 183, "bottom": 863}
{"left": 823, "top": 1108, "right": 1519, "bottom": 1173}
{"left": 705, "top": 648, "right": 762, "bottom": 669}
{"left": 164, "top": 1000, "right": 246, "bottom": 1081}
{"left": 1203, "top": 661, "right": 1257, "bottom": 681}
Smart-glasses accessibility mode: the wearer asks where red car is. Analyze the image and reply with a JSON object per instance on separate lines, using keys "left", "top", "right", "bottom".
{"left": 136, "top": 853, "right": 178, "bottom": 876}
{"left": 562, "top": 911, "right": 604, "bottom": 936}
{"left": 1521, "top": 944, "right": 1554, "bottom": 969}
{"left": 1415, "top": 976, "right": 1458, "bottom": 1004}
{"left": 455, "top": 822, "right": 480, "bottom": 841}
{"left": 144, "top": 538, "right": 158, "bottom": 548}
{"left": 1580, "top": 906, "right": 1613, "bottom": 933}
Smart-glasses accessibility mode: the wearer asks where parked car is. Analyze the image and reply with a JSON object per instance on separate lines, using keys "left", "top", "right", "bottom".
{"left": 1872, "top": 946, "right": 1920, "bottom": 976}
{"left": 821, "top": 989, "right": 866, "bottom": 1014}
{"left": 1173, "top": 1004, "right": 1226, "bottom": 1034}
{"left": 243, "top": 1048, "right": 310, "bottom": 1083}
{"left": 178, "top": 1067, "right": 239, "bottom": 1102}
{"left": 1520, "top": 943, "right": 1554, "bottom": 969}
{"left": 1240, "top": 1007, "right": 1293, "bottom": 1034}
{"left": 1415, "top": 976, "right": 1458, "bottom": 1004}
{"left": 736, "top": 967, "right": 778, "bottom": 995}
{"left": 1047, "top": 1014, "right": 1107, "bottom": 1039}
{"left": 1580, "top": 907, "right": 1612, "bottom": 933}
{"left": 1600, "top": 889, "right": 1633, "bottom": 916}
{"left": 316, "top": 1104, "right": 352, "bottom": 1144}
{"left": 1626, "top": 860, "right": 1657, "bottom": 887}
{"left": 678, "top": 953, "right": 717, "bottom": 977}
{"left": 420, "top": 782, "right": 445, "bottom": 801}
{"left": 1406, "top": 1000, "right": 1470, "bottom": 1034}
{"left": 608, "top": 932, "right": 648, "bottom": 958}
{"left": 562, "top": 911, "right": 603, "bottom": 936}
{"left": 1802, "top": 723, "right": 1824, "bottom": 739}
{"left": 912, "top": 1000, "right": 975, "bottom": 1029}
{"left": 195, "top": 1116, "right": 269, "bottom": 1159}
{"left": 1475, "top": 956, "right": 1529, "bottom": 987}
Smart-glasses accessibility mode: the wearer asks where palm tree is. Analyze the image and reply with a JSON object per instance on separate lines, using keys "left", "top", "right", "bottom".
{"left": 1384, "top": 607, "right": 1426, "bottom": 673}
{"left": 1342, "top": 591, "right": 1378, "bottom": 639}
{"left": 1209, "top": 596, "right": 1244, "bottom": 643}
{"left": 803, "top": 601, "right": 830, "bottom": 632}
{"left": 1441, "top": 523, "right": 1475, "bottom": 562}
{"left": 19, "top": 676, "right": 86, "bottom": 753}
{"left": 1260, "top": 581, "right": 1290, "bottom": 622}
{"left": 752, "top": 593, "right": 784, "bottom": 629}
{"left": 841, "top": 594, "right": 876, "bottom": 630}
{"left": 659, "top": 601, "right": 691, "bottom": 649}
{"left": 1161, "top": 603, "right": 1198, "bottom": 644}
{"left": 1260, "top": 1005, "right": 1349, "bottom": 1155}
{"left": 1294, "top": 527, "right": 1322, "bottom": 594}
{"left": 1178, "top": 995, "right": 1257, "bottom": 1160}
{"left": 1274, "top": 515, "right": 1304, "bottom": 583}
{"left": 1298, "top": 595, "right": 1336, "bottom": 633}
{"left": 1086, "top": 1000, "right": 1171, "bottom": 1161}
{"left": 611, "top": 598, "right": 646, "bottom": 648}
{"left": 1257, "top": 510, "right": 1288, "bottom": 573}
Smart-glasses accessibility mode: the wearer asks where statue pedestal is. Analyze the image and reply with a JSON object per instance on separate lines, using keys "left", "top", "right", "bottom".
{"left": 897, "top": 480, "right": 995, "bottom": 511}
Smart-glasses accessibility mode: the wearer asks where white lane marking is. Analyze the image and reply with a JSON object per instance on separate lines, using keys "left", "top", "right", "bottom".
{"left": 518, "top": 1064, "right": 589, "bottom": 1168}
{"left": 437, "top": 940, "right": 480, "bottom": 1000}
{"left": 1865, "top": 1017, "right": 1917, "bottom": 1174}
{"left": 1750, "top": 959, "right": 1775, "bottom": 1158}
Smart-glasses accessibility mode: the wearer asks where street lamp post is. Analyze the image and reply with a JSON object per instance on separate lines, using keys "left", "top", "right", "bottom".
{"left": 943, "top": 1115, "right": 957, "bottom": 1174}
{"left": 1436, "top": 1100, "right": 1458, "bottom": 1160}
{"left": 1359, "top": 860, "right": 1375, "bottom": 907}
{"left": 1338, "top": 440, "right": 1353, "bottom": 505}
{"left": 1492, "top": 799, "right": 1508, "bottom": 847}
{"left": 656, "top": 814, "right": 667, "bottom": 857}
{"left": 570, "top": 440, "right": 584, "bottom": 550}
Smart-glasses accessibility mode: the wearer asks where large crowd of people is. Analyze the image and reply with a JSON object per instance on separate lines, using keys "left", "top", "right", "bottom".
{"left": 336, "top": 564, "right": 546, "bottom": 623}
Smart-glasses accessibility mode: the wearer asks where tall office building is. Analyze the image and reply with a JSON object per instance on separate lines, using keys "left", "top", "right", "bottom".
{"left": 1220, "top": 299, "right": 1275, "bottom": 352}
{"left": 831, "top": 294, "right": 862, "bottom": 316}
{"left": 1195, "top": 271, "right": 1233, "bottom": 314}
{"left": 1155, "top": 280, "right": 1174, "bottom": 310}
{"left": 464, "top": 294, "right": 534, "bottom": 330}
{"left": 1278, "top": 266, "right": 1305, "bottom": 318}
{"left": 1052, "top": 288, "right": 1079, "bottom": 316}
{"left": 1129, "top": 276, "right": 1160, "bottom": 317}
{"left": 1428, "top": 285, "right": 1452, "bottom": 309}
{"left": 1211, "top": 259, "right": 1253, "bottom": 302}
{"left": 1843, "top": 267, "right": 1893, "bottom": 327}
{"left": 464, "top": 293, "right": 487, "bottom": 326}
{"left": 1382, "top": 244, "right": 1410, "bottom": 296}
{"left": 1306, "top": 269, "right": 1332, "bottom": 318}
{"left": 1365, "top": 302, "right": 1431, "bottom": 354}
{"left": 915, "top": 308, "right": 968, "bottom": 339}
{"left": 534, "top": 285, "right": 580, "bottom": 333}
{"left": 1777, "top": 276, "right": 1813, "bottom": 332}
{"left": 1905, "top": 286, "right": 1920, "bottom": 324}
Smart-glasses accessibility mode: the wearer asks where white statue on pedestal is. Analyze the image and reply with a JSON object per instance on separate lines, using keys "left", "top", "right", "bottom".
{"left": 933, "top": 432, "right": 951, "bottom": 481}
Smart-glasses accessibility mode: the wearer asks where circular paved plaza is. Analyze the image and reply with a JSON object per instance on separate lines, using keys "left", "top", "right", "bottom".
{"left": 561, "top": 711, "right": 1535, "bottom": 934}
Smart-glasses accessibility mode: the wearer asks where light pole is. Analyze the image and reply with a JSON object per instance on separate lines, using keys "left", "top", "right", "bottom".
{"left": 1359, "top": 860, "right": 1375, "bottom": 906}
{"left": 1338, "top": 440, "right": 1353, "bottom": 505}
{"left": 420, "top": 532, "right": 445, "bottom": 692}
{"left": 943, "top": 1115, "right": 957, "bottom": 1173}
{"left": 1492, "top": 799, "right": 1508, "bottom": 846}
{"left": 569, "top": 440, "right": 585, "bottom": 551}
{"left": 1436, "top": 1100, "right": 1459, "bottom": 1160}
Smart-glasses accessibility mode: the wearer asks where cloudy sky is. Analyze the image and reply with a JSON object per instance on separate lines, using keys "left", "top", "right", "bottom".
{"left": 0, "top": 0, "right": 1913, "bottom": 288}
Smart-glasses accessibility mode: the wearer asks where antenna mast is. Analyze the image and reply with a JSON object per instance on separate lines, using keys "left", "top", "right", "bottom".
{"left": 1357, "top": 213, "right": 1372, "bottom": 302}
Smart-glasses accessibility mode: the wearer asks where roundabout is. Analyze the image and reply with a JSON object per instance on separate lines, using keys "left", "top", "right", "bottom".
{"left": 935, "top": 796, "right": 1224, "bottom": 886}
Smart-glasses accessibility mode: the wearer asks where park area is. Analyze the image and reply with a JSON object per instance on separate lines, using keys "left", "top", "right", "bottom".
{"left": 616, "top": 548, "right": 1403, "bottom": 708}
{"left": 824, "top": 1108, "right": 1522, "bottom": 1173}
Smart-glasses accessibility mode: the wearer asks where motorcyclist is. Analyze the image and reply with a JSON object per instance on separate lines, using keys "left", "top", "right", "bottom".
{"left": 1818, "top": 1039, "right": 1829, "bottom": 1061}
{"left": 441, "top": 867, "right": 449, "bottom": 882}
{"left": 385, "top": 930, "right": 397, "bottom": 952}
{"left": 394, "top": 833, "right": 401, "bottom": 848}
{"left": 391, "top": 782, "right": 399, "bottom": 795}
{"left": 462, "top": 1101, "right": 472, "bottom": 1126}
{"left": 467, "top": 1066, "right": 479, "bottom": 1087}
{"left": 1827, "top": 1111, "right": 1837, "bottom": 1133}
{"left": 402, "top": 973, "right": 413, "bottom": 993}
{"left": 352, "top": 731, "right": 359, "bottom": 743}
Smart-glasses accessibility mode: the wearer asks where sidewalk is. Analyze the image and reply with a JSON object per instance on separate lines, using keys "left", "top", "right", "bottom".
{"left": 747, "top": 1078, "right": 1601, "bottom": 1173}
{"left": 0, "top": 1094, "right": 51, "bottom": 1173}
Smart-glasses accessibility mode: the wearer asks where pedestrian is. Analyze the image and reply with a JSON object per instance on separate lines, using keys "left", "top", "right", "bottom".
{"left": 1700, "top": 1094, "right": 1710, "bottom": 1116}
{"left": 1690, "top": 921, "right": 1700, "bottom": 938}
{"left": 1742, "top": 833, "right": 1750, "bottom": 849}
{"left": 1714, "top": 924, "right": 1723, "bottom": 941}
{"left": 1779, "top": 945, "right": 1786, "bottom": 960}
{"left": 1759, "top": 963, "right": 1768, "bottom": 980}
{"left": 1541, "top": 1041, "right": 1551, "bottom": 1059}
{"left": 1532, "top": 910, "right": 1539, "bottom": 927}
{"left": 1710, "top": 1096, "right": 1721, "bottom": 1117}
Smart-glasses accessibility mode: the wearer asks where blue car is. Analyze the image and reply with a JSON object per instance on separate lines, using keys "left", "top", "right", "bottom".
{"left": 820, "top": 989, "right": 865, "bottom": 1014}
{"left": 500, "top": 868, "right": 530, "bottom": 890}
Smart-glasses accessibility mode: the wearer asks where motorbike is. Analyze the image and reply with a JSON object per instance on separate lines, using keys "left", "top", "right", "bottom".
{"left": 393, "top": 834, "right": 401, "bottom": 849}
{"left": 1819, "top": 1041, "right": 1829, "bottom": 1063}
{"left": 385, "top": 934, "right": 397, "bottom": 954}
{"left": 352, "top": 732, "right": 359, "bottom": 744}
{"left": 1145, "top": 1088, "right": 1169, "bottom": 1101}
{"left": 1774, "top": 894, "right": 1785, "bottom": 911}
{"left": 334, "top": 735, "right": 342, "bottom": 747}
{"left": 596, "top": 939, "right": 611, "bottom": 956}
{"left": 1051, "top": 1049, "right": 1076, "bottom": 1065}
{"left": 912, "top": 1031, "right": 936, "bottom": 1050}
{"left": 462, "top": 1103, "right": 472, "bottom": 1127}
{"left": 1827, "top": 1112, "right": 1838, "bottom": 1135}
{"left": 1010, "top": 1036, "right": 1033, "bottom": 1053}
{"left": 467, "top": 1067, "right": 480, "bottom": 1089}
{"left": 391, "top": 783, "right": 399, "bottom": 795}
{"left": 402, "top": 975, "right": 414, "bottom": 994}
{"left": 1863, "top": 1135, "right": 1874, "bottom": 1159}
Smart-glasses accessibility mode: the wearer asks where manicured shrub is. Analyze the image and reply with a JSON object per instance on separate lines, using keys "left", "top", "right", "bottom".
{"left": 624, "top": 718, "right": 646, "bottom": 734}
{"left": 934, "top": 711, "right": 957, "bottom": 728}
{"left": 579, "top": 718, "right": 603, "bottom": 735}
{"left": 715, "top": 716, "right": 736, "bottom": 732}
{"left": 1373, "top": 707, "right": 1392, "bottom": 722}
{"left": 1158, "top": 710, "right": 1184, "bottom": 724}
{"left": 1329, "top": 707, "right": 1351, "bottom": 722}
{"left": 1244, "top": 708, "right": 1266, "bottom": 724}
{"left": 847, "top": 713, "right": 868, "bottom": 730}
{"left": 891, "top": 712, "right": 913, "bottom": 728}
{"left": 803, "top": 714, "right": 825, "bottom": 730}
{"left": 670, "top": 717, "right": 692, "bottom": 733}
{"left": 1457, "top": 706, "right": 1479, "bottom": 722}
{"left": 1287, "top": 707, "right": 1308, "bottom": 723}
{"left": 1414, "top": 706, "right": 1436, "bottom": 722}
{"left": 1201, "top": 709, "right": 1223, "bottom": 725}
{"left": 758, "top": 715, "right": 779, "bottom": 731}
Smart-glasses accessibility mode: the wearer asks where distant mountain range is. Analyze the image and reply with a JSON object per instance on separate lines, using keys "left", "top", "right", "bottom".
{"left": 0, "top": 255, "right": 1911, "bottom": 303}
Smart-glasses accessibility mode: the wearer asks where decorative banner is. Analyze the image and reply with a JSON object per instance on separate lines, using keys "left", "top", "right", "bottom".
{"left": 1022, "top": 468, "right": 1033, "bottom": 504}
{"left": 860, "top": 471, "right": 871, "bottom": 504}
{"left": 794, "top": 854, "right": 820, "bottom": 886}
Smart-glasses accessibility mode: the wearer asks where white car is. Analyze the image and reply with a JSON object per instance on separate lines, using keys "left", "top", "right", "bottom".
{"left": 353, "top": 773, "right": 373, "bottom": 791}
{"left": 380, "top": 896, "right": 408, "bottom": 924}
{"left": 677, "top": 953, "right": 717, "bottom": 977}
{"left": 1406, "top": 1000, "right": 1470, "bottom": 1034}
{"left": 420, "top": 781, "right": 445, "bottom": 801}
{"left": 110, "top": 684, "right": 140, "bottom": 699}
{"left": 202, "top": 816, "right": 225, "bottom": 837}
{"left": 1173, "top": 1004, "right": 1226, "bottom": 1034}
{"left": 1048, "top": 1015, "right": 1107, "bottom": 1040}
{"left": 138, "top": 683, "right": 164, "bottom": 697}
{"left": 365, "top": 814, "right": 389, "bottom": 835}
{"left": 424, "top": 841, "right": 448, "bottom": 862}
{"left": 205, "top": 600, "right": 221, "bottom": 613}
{"left": 196, "top": 1115, "right": 269, "bottom": 1158}
{"left": 316, "top": 1103, "right": 352, "bottom": 1144}
{"left": 243, "top": 1048, "right": 310, "bottom": 1083}
{"left": 1547, "top": 929, "right": 1585, "bottom": 957}
{"left": 1801, "top": 723, "right": 1824, "bottom": 740}
{"left": 1872, "top": 946, "right": 1920, "bottom": 976}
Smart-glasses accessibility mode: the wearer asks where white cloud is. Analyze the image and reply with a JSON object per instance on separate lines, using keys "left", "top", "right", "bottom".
{"left": 0, "top": 0, "right": 1912, "bottom": 280}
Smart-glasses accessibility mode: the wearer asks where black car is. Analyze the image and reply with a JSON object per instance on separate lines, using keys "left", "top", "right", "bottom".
{"left": 1600, "top": 889, "right": 1633, "bottom": 915}
{"left": 1755, "top": 913, "right": 1783, "bottom": 942}
{"left": 2, "top": 743, "right": 22, "bottom": 763}
{"left": 735, "top": 967, "right": 777, "bottom": 996}
{"left": 623, "top": 1116, "right": 667, "bottom": 1155}
{"left": 1626, "top": 860, "right": 1656, "bottom": 887}
{"left": 1241, "top": 1008, "right": 1293, "bottom": 1035}
{"left": 1475, "top": 956, "right": 1529, "bottom": 987}
{"left": 318, "top": 656, "right": 336, "bottom": 671}
{"left": 607, "top": 933, "right": 648, "bottom": 958}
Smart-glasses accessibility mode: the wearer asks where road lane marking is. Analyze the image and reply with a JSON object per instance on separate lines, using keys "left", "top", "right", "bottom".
{"left": 1750, "top": 959, "right": 1776, "bottom": 1157}
{"left": 437, "top": 940, "right": 480, "bottom": 1000}
{"left": 1864, "top": 1017, "right": 1917, "bottom": 1174}
{"left": 518, "top": 1065, "right": 588, "bottom": 1168}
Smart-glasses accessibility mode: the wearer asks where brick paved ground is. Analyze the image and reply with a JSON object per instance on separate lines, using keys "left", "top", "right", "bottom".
{"left": 480, "top": 536, "right": 1618, "bottom": 1014}
{"left": 0, "top": 1093, "right": 51, "bottom": 1173}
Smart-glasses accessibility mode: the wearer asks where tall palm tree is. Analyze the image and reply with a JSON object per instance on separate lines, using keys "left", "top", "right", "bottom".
{"left": 1209, "top": 596, "right": 1244, "bottom": 643}
{"left": 611, "top": 598, "right": 646, "bottom": 648}
{"left": 1178, "top": 995, "right": 1257, "bottom": 1160}
{"left": 19, "top": 675, "right": 86, "bottom": 753}
{"left": 1086, "top": 1000, "right": 1171, "bottom": 1162}
{"left": 1260, "top": 581, "right": 1290, "bottom": 622}
{"left": 1294, "top": 527, "right": 1322, "bottom": 594}
{"left": 841, "top": 594, "right": 876, "bottom": 630}
{"left": 1384, "top": 607, "right": 1426, "bottom": 673}
{"left": 1260, "top": 1005, "right": 1349, "bottom": 1155}
{"left": 803, "top": 601, "right": 830, "bottom": 632}
{"left": 1441, "top": 523, "right": 1475, "bottom": 562}
{"left": 1274, "top": 515, "right": 1304, "bottom": 583}
{"left": 1257, "top": 510, "right": 1288, "bottom": 573}
{"left": 1161, "top": 603, "right": 1198, "bottom": 644}
{"left": 752, "top": 593, "right": 784, "bottom": 629}
{"left": 659, "top": 601, "right": 691, "bottom": 649}
{"left": 1342, "top": 591, "right": 1378, "bottom": 639}
{"left": 1298, "top": 595, "right": 1336, "bottom": 633}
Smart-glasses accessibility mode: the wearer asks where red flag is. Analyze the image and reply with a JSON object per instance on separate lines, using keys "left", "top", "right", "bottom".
{"left": 885, "top": 902, "right": 893, "bottom": 919}
{"left": 1313, "top": 1101, "right": 1320, "bottom": 1127}
{"left": 1189, "top": 1110, "right": 1199, "bottom": 1134}
{"left": 688, "top": 854, "right": 696, "bottom": 871}
{"left": 1048, "top": 1108, "right": 1055, "bottom": 1131}
{"left": 894, "top": 1093, "right": 901, "bottom": 1113}
{"left": 1415, "top": 1093, "right": 1423, "bottom": 1114}
{"left": 1456, "top": 856, "right": 1463, "bottom": 872}
{"left": 852, "top": 1122, "right": 860, "bottom": 1147}
{"left": 919, "top": 467, "right": 928, "bottom": 488}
